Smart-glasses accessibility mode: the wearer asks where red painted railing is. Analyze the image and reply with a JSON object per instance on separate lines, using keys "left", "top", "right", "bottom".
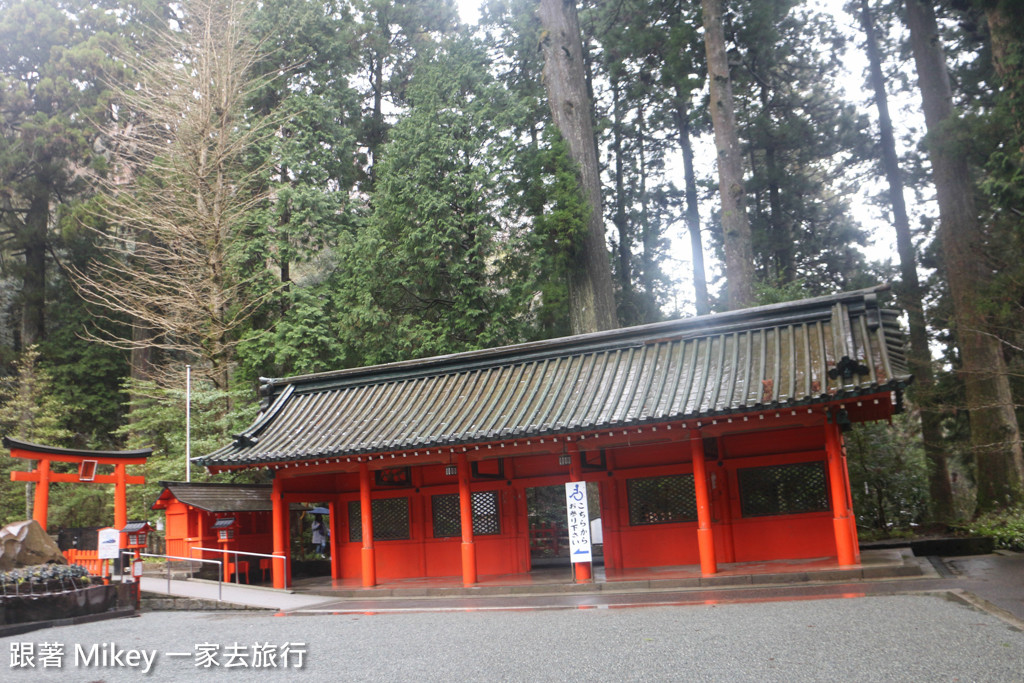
{"left": 63, "top": 548, "right": 110, "bottom": 580}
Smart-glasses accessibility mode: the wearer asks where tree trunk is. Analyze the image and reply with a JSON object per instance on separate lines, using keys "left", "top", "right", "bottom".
{"left": 905, "top": 0, "right": 1024, "bottom": 511}
{"left": 636, "top": 100, "right": 657, "bottom": 324}
{"left": 538, "top": 0, "right": 617, "bottom": 334}
{"left": 985, "top": 3, "right": 1024, "bottom": 159}
{"left": 611, "top": 76, "right": 632, "bottom": 321}
{"left": 130, "top": 323, "right": 157, "bottom": 384}
{"left": 859, "top": 0, "right": 954, "bottom": 521}
{"left": 19, "top": 194, "right": 47, "bottom": 349}
{"left": 673, "top": 90, "right": 710, "bottom": 316}
{"left": 701, "top": 0, "right": 754, "bottom": 309}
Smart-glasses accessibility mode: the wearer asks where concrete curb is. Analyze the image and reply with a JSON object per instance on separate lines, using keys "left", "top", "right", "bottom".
{"left": 140, "top": 594, "right": 272, "bottom": 612}
{"left": 0, "top": 606, "right": 136, "bottom": 638}
{"left": 290, "top": 549, "right": 926, "bottom": 602}
{"left": 942, "top": 588, "right": 1024, "bottom": 632}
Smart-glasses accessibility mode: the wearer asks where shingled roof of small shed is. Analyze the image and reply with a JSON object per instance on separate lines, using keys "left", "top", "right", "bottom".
{"left": 194, "top": 286, "right": 910, "bottom": 469}
{"left": 151, "top": 481, "right": 273, "bottom": 512}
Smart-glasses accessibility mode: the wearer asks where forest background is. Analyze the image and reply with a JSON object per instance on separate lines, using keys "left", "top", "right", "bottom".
{"left": 0, "top": 0, "right": 1021, "bottom": 547}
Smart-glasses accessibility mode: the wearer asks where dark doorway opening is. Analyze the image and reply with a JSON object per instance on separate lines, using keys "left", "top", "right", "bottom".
{"left": 526, "top": 485, "right": 569, "bottom": 568}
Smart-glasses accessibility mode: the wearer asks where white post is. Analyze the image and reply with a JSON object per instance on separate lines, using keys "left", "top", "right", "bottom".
{"left": 186, "top": 365, "right": 191, "bottom": 483}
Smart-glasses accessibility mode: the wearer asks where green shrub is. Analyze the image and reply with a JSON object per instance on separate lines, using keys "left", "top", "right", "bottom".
{"left": 967, "top": 507, "right": 1024, "bottom": 551}
{"left": 845, "top": 415, "right": 929, "bottom": 532}
{"left": 0, "top": 563, "right": 92, "bottom": 592}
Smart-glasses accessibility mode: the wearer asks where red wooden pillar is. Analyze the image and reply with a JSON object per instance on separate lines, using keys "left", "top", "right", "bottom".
{"left": 597, "top": 478, "right": 620, "bottom": 571}
{"left": 690, "top": 433, "right": 717, "bottom": 575}
{"left": 271, "top": 476, "right": 289, "bottom": 589}
{"left": 567, "top": 443, "right": 592, "bottom": 583}
{"left": 114, "top": 463, "right": 128, "bottom": 552}
{"left": 825, "top": 420, "right": 857, "bottom": 566}
{"left": 839, "top": 432, "right": 861, "bottom": 563}
{"left": 32, "top": 459, "right": 50, "bottom": 531}
{"left": 329, "top": 498, "right": 341, "bottom": 580}
{"left": 458, "top": 452, "right": 477, "bottom": 586}
{"left": 359, "top": 462, "right": 376, "bottom": 587}
{"left": 713, "top": 449, "right": 736, "bottom": 563}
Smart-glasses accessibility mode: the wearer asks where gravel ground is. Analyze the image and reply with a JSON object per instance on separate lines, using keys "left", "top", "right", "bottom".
{"left": 3, "top": 593, "right": 1022, "bottom": 682}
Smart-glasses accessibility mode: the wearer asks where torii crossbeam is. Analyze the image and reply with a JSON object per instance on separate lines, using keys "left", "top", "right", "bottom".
{"left": 4, "top": 437, "right": 152, "bottom": 535}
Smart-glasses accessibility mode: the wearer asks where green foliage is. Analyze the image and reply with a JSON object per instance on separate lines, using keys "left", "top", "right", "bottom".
{"left": 115, "top": 379, "right": 263, "bottom": 522}
{"left": 966, "top": 507, "right": 1024, "bottom": 551}
{"left": 38, "top": 280, "right": 129, "bottom": 449}
{"left": 752, "top": 278, "right": 811, "bottom": 306}
{"left": 0, "top": 347, "right": 75, "bottom": 527}
{"left": 845, "top": 415, "right": 930, "bottom": 532}
{"left": 0, "top": 563, "right": 92, "bottom": 591}
{"left": 727, "top": 0, "right": 874, "bottom": 292}
{"left": 584, "top": 0, "right": 702, "bottom": 323}
{"left": 300, "top": 35, "right": 576, "bottom": 367}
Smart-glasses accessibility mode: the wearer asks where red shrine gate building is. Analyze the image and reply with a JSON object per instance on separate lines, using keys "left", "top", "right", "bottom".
{"left": 193, "top": 287, "right": 911, "bottom": 589}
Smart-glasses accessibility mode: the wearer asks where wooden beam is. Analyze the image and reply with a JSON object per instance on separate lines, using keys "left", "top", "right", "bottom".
{"left": 10, "top": 471, "right": 145, "bottom": 485}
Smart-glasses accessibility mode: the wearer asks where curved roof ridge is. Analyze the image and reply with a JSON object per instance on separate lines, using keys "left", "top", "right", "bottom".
{"left": 261, "top": 285, "right": 892, "bottom": 395}
{"left": 4, "top": 436, "right": 153, "bottom": 459}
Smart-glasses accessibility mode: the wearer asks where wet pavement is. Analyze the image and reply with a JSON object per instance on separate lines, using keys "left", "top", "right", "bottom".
{"left": 946, "top": 552, "right": 1024, "bottom": 622}
{"left": 4, "top": 592, "right": 1022, "bottom": 682}
{"left": 4, "top": 551, "right": 1022, "bottom": 681}
{"left": 137, "top": 549, "right": 1024, "bottom": 629}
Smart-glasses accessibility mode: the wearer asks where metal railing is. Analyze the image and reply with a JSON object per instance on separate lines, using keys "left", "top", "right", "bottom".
{"left": 188, "top": 547, "right": 290, "bottom": 588}
{"left": 126, "top": 551, "right": 224, "bottom": 601}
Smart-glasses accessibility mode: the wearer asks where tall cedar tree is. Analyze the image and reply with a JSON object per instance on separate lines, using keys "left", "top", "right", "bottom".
{"left": 731, "top": 1, "right": 872, "bottom": 294}
{"left": 587, "top": 0, "right": 698, "bottom": 323}
{"left": 856, "top": 0, "right": 954, "bottom": 521}
{"left": 353, "top": 0, "right": 459, "bottom": 191}
{"left": 904, "top": 0, "right": 1024, "bottom": 510}
{"left": 328, "top": 36, "right": 577, "bottom": 365}
{"left": 233, "top": 0, "right": 362, "bottom": 380}
{"left": 979, "top": 2, "right": 1024, "bottom": 402}
{"left": 701, "top": 0, "right": 755, "bottom": 308}
{"left": 538, "top": 0, "right": 618, "bottom": 333}
{"left": 0, "top": 0, "right": 115, "bottom": 350}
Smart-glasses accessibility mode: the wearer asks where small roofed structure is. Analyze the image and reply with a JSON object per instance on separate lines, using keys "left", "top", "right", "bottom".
{"left": 151, "top": 482, "right": 275, "bottom": 566}
{"left": 193, "top": 286, "right": 912, "bottom": 589}
{"left": 120, "top": 521, "right": 152, "bottom": 560}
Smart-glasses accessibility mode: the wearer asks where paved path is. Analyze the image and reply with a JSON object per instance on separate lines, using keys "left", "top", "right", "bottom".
{"left": 137, "top": 552, "right": 1024, "bottom": 629}
{"left": 2, "top": 593, "right": 1021, "bottom": 681}
{"left": 138, "top": 576, "right": 336, "bottom": 612}
{"left": 946, "top": 552, "right": 1024, "bottom": 622}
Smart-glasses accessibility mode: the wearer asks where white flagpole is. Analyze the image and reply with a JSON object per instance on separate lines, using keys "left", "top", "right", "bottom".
{"left": 186, "top": 365, "right": 191, "bottom": 483}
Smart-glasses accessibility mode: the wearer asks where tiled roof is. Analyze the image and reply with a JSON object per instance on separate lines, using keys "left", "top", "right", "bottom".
{"left": 195, "top": 287, "right": 910, "bottom": 469}
{"left": 151, "top": 481, "right": 273, "bottom": 512}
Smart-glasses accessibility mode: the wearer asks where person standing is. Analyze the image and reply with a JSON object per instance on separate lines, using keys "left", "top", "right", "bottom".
{"left": 311, "top": 515, "right": 327, "bottom": 556}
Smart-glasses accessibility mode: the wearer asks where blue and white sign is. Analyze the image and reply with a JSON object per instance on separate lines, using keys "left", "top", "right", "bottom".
{"left": 564, "top": 481, "right": 592, "bottom": 563}
{"left": 97, "top": 527, "right": 120, "bottom": 559}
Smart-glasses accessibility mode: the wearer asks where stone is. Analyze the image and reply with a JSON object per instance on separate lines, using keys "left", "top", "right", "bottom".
{"left": 0, "top": 519, "right": 68, "bottom": 570}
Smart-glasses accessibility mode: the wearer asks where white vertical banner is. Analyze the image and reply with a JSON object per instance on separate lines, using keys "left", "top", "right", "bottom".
{"left": 564, "top": 481, "right": 592, "bottom": 563}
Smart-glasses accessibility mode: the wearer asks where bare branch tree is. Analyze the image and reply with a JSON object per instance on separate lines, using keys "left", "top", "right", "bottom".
{"left": 67, "top": 0, "right": 283, "bottom": 392}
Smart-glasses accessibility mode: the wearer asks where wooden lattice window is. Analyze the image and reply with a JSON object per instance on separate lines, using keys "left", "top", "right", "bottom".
{"left": 348, "top": 498, "right": 410, "bottom": 542}
{"left": 431, "top": 491, "right": 501, "bottom": 538}
{"left": 738, "top": 461, "right": 830, "bottom": 517}
{"left": 627, "top": 474, "right": 697, "bottom": 525}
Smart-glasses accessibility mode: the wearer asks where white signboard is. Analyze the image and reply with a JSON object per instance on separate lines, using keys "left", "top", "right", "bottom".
{"left": 97, "top": 527, "right": 120, "bottom": 559}
{"left": 564, "top": 481, "right": 592, "bottom": 563}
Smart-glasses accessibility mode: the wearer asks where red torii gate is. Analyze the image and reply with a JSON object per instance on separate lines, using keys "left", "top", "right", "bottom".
{"left": 4, "top": 437, "right": 152, "bottom": 543}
